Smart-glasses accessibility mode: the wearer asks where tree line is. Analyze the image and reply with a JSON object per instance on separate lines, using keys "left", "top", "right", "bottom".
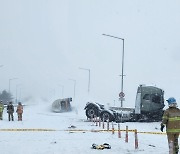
{"left": 0, "top": 90, "right": 13, "bottom": 104}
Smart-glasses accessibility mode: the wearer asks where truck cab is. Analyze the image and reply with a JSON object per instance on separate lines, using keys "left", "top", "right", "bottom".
{"left": 133, "top": 85, "right": 165, "bottom": 121}
{"left": 84, "top": 85, "right": 165, "bottom": 122}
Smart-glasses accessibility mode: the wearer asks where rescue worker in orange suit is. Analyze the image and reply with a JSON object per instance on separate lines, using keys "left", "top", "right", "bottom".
{"left": 0, "top": 100, "right": 4, "bottom": 120}
{"left": 7, "top": 101, "right": 14, "bottom": 121}
{"left": 16, "top": 102, "right": 23, "bottom": 121}
{"left": 161, "top": 97, "right": 180, "bottom": 154}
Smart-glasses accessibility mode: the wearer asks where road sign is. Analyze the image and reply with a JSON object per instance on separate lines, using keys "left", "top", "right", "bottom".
{"left": 119, "top": 92, "right": 125, "bottom": 98}
{"left": 119, "top": 97, "right": 125, "bottom": 101}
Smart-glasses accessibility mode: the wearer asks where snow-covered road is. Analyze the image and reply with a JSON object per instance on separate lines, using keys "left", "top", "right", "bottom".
{"left": 0, "top": 102, "right": 174, "bottom": 154}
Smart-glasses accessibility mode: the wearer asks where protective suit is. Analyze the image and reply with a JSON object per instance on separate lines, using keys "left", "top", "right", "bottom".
{"left": 0, "top": 101, "right": 4, "bottom": 120}
{"left": 7, "top": 102, "right": 14, "bottom": 121}
{"left": 161, "top": 97, "right": 180, "bottom": 154}
{"left": 16, "top": 102, "right": 23, "bottom": 121}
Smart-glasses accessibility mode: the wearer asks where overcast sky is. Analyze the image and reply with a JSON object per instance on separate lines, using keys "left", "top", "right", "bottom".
{"left": 0, "top": 0, "right": 180, "bottom": 107}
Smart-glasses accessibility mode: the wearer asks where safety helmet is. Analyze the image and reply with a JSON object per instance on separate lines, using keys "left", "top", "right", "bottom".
{"left": 166, "top": 97, "right": 176, "bottom": 105}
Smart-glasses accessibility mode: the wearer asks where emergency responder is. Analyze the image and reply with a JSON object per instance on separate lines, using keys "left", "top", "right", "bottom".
{"left": 7, "top": 101, "right": 14, "bottom": 121}
{"left": 16, "top": 102, "right": 23, "bottom": 121}
{"left": 160, "top": 97, "right": 180, "bottom": 154}
{"left": 0, "top": 100, "right": 4, "bottom": 120}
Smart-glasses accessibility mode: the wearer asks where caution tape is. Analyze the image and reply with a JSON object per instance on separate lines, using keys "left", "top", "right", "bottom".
{"left": 0, "top": 128, "right": 166, "bottom": 135}
{"left": 137, "top": 131, "right": 166, "bottom": 135}
{"left": 0, "top": 129, "right": 56, "bottom": 131}
{"left": 65, "top": 129, "right": 166, "bottom": 135}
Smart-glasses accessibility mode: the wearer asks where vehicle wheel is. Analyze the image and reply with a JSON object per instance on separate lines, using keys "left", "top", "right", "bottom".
{"left": 138, "top": 114, "right": 148, "bottom": 122}
{"left": 86, "top": 107, "right": 98, "bottom": 119}
{"left": 100, "top": 111, "right": 114, "bottom": 122}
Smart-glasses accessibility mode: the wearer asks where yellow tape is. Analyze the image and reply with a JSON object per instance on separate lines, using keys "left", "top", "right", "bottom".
{"left": 137, "top": 131, "right": 166, "bottom": 135}
{"left": 0, "top": 128, "right": 166, "bottom": 135}
{"left": 0, "top": 129, "right": 56, "bottom": 131}
{"left": 64, "top": 129, "right": 166, "bottom": 135}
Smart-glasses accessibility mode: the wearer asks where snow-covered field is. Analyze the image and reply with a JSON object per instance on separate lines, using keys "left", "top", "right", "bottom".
{"left": 0, "top": 101, "right": 176, "bottom": 154}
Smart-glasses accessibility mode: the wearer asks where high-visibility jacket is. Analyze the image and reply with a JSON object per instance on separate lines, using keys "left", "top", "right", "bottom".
{"left": 0, "top": 104, "right": 4, "bottom": 112}
{"left": 161, "top": 107, "right": 180, "bottom": 133}
{"left": 16, "top": 105, "right": 23, "bottom": 114}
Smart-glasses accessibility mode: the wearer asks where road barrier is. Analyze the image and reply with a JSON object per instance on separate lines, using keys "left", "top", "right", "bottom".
{"left": 107, "top": 119, "right": 109, "bottom": 131}
{"left": 98, "top": 117, "right": 101, "bottom": 127}
{"left": 95, "top": 116, "right": 98, "bottom": 126}
{"left": 134, "top": 129, "right": 138, "bottom": 149}
{"left": 102, "top": 118, "right": 105, "bottom": 129}
{"left": 112, "top": 122, "right": 115, "bottom": 134}
{"left": 125, "top": 126, "right": 128, "bottom": 142}
{"left": 118, "top": 123, "right": 121, "bottom": 138}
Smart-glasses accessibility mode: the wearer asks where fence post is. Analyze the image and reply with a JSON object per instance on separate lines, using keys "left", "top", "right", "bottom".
{"left": 125, "top": 126, "right": 128, "bottom": 143}
{"left": 134, "top": 129, "right": 138, "bottom": 149}
{"left": 99, "top": 117, "right": 101, "bottom": 127}
{"left": 118, "top": 123, "right": 121, "bottom": 138}
{"left": 102, "top": 118, "right": 105, "bottom": 129}
{"left": 95, "top": 116, "right": 98, "bottom": 126}
{"left": 107, "top": 119, "right": 109, "bottom": 131}
{"left": 90, "top": 115, "right": 93, "bottom": 122}
{"left": 112, "top": 121, "right": 115, "bottom": 134}
{"left": 93, "top": 115, "right": 96, "bottom": 123}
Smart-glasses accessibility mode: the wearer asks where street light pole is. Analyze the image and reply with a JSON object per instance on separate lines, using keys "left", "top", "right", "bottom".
{"left": 16, "top": 84, "right": 21, "bottom": 103}
{"left": 9, "top": 78, "right": 18, "bottom": 94}
{"left": 58, "top": 84, "right": 64, "bottom": 98}
{"left": 102, "top": 34, "right": 125, "bottom": 107}
{"left": 79, "top": 67, "right": 90, "bottom": 94}
{"left": 69, "top": 79, "right": 76, "bottom": 100}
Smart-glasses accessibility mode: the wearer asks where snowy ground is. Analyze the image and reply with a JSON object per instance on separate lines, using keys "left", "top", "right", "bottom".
{"left": 0, "top": 101, "right": 177, "bottom": 154}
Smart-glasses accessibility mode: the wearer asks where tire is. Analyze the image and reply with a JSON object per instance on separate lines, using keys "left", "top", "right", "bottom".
{"left": 138, "top": 114, "right": 148, "bottom": 122}
{"left": 100, "top": 111, "right": 114, "bottom": 122}
{"left": 85, "top": 107, "right": 99, "bottom": 119}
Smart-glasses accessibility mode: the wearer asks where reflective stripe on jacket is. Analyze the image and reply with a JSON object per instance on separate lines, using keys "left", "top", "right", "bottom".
{"left": 0, "top": 104, "right": 4, "bottom": 112}
{"left": 162, "top": 107, "right": 180, "bottom": 133}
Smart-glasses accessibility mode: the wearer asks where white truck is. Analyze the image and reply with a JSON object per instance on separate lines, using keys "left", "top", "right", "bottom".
{"left": 84, "top": 85, "right": 165, "bottom": 122}
{"left": 52, "top": 97, "right": 72, "bottom": 113}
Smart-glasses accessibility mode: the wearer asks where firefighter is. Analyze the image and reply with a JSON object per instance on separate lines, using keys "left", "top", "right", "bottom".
{"left": 161, "top": 97, "right": 180, "bottom": 154}
{"left": 7, "top": 101, "right": 14, "bottom": 121}
{"left": 0, "top": 100, "right": 4, "bottom": 120}
{"left": 16, "top": 102, "right": 23, "bottom": 121}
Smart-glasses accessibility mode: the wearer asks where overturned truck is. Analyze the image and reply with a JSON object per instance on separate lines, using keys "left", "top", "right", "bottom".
{"left": 84, "top": 85, "right": 165, "bottom": 122}
{"left": 52, "top": 98, "right": 72, "bottom": 112}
